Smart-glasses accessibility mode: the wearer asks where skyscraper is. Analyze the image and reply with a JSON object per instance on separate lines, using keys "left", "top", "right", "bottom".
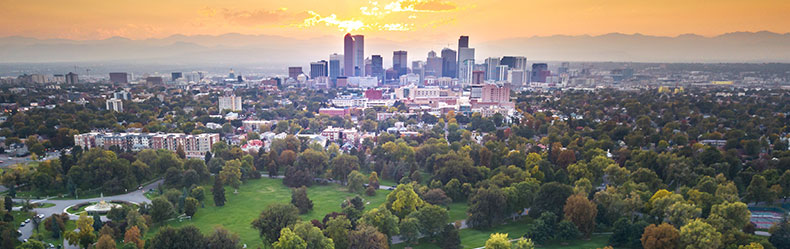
{"left": 353, "top": 35, "right": 365, "bottom": 76}
{"left": 458, "top": 47, "right": 475, "bottom": 84}
{"left": 343, "top": 34, "right": 354, "bottom": 77}
{"left": 441, "top": 48, "right": 457, "bottom": 78}
{"left": 531, "top": 63, "right": 549, "bottom": 83}
{"left": 288, "top": 67, "right": 304, "bottom": 79}
{"left": 310, "top": 60, "right": 328, "bottom": 78}
{"left": 426, "top": 51, "right": 443, "bottom": 77}
{"left": 109, "top": 72, "right": 129, "bottom": 83}
{"left": 329, "top": 53, "right": 342, "bottom": 82}
{"left": 65, "top": 72, "right": 79, "bottom": 84}
{"left": 371, "top": 55, "right": 384, "bottom": 82}
{"left": 393, "top": 50, "right": 408, "bottom": 78}
{"left": 458, "top": 36, "right": 469, "bottom": 49}
{"left": 457, "top": 35, "right": 470, "bottom": 81}
{"left": 485, "top": 57, "right": 501, "bottom": 81}
{"left": 171, "top": 72, "right": 183, "bottom": 81}
{"left": 500, "top": 56, "right": 528, "bottom": 72}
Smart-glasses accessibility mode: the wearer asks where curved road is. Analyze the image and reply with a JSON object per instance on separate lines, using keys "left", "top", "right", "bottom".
{"left": 13, "top": 179, "right": 163, "bottom": 247}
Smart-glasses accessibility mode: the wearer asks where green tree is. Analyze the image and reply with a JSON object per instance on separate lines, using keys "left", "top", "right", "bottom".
{"left": 18, "top": 240, "right": 46, "bottom": 249}
{"left": 532, "top": 182, "right": 573, "bottom": 217}
{"left": 293, "top": 222, "right": 334, "bottom": 249}
{"left": 556, "top": 220, "right": 580, "bottom": 241}
{"left": 467, "top": 186, "right": 507, "bottom": 229}
{"left": 768, "top": 221, "right": 790, "bottom": 249}
{"left": 251, "top": 203, "right": 300, "bottom": 243}
{"left": 745, "top": 175, "right": 772, "bottom": 204}
{"left": 324, "top": 216, "right": 352, "bottom": 249}
{"left": 330, "top": 154, "right": 359, "bottom": 184}
{"left": 347, "top": 170, "right": 366, "bottom": 193}
{"left": 385, "top": 183, "right": 424, "bottom": 218}
{"left": 207, "top": 226, "right": 241, "bottom": 249}
{"left": 151, "top": 197, "right": 175, "bottom": 223}
{"left": 220, "top": 159, "right": 242, "bottom": 189}
{"left": 184, "top": 197, "right": 199, "bottom": 217}
{"left": 665, "top": 202, "right": 701, "bottom": 228}
{"left": 149, "top": 225, "right": 206, "bottom": 249}
{"left": 679, "top": 219, "right": 721, "bottom": 249}
{"left": 410, "top": 204, "right": 448, "bottom": 238}
{"left": 439, "top": 224, "right": 461, "bottom": 249}
{"left": 213, "top": 177, "right": 226, "bottom": 206}
{"left": 291, "top": 186, "right": 314, "bottom": 214}
{"left": 360, "top": 207, "right": 400, "bottom": 240}
{"left": 484, "top": 233, "right": 511, "bottom": 249}
{"left": 398, "top": 217, "right": 421, "bottom": 244}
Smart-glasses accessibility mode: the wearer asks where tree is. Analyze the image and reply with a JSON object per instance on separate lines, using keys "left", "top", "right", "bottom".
{"left": 399, "top": 217, "right": 421, "bottom": 244}
{"left": 532, "top": 182, "right": 573, "bottom": 217}
{"left": 220, "top": 159, "right": 242, "bottom": 189}
{"left": 467, "top": 186, "right": 507, "bottom": 229}
{"left": 513, "top": 238, "right": 535, "bottom": 249}
{"left": 124, "top": 226, "right": 144, "bottom": 249}
{"left": 679, "top": 219, "right": 721, "bottom": 249}
{"left": 385, "top": 183, "right": 424, "bottom": 218}
{"left": 17, "top": 240, "right": 46, "bottom": 249}
{"left": 324, "top": 216, "right": 352, "bottom": 249}
{"left": 149, "top": 225, "right": 207, "bottom": 249}
{"left": 665, "top": 202, "right": 701, "bottom": 228}
{"left": 273, "top": 228, "right": 307, "bottom": 249}
{"left": 291, "top": 186, "right": 314, "bottom": 214}
{"left": 641, "top": 223, "right": 679, "bottom": 249}
{"left": 745, "top": 175, "right": 772, "bottom": 204}
{"left": 207, "top": 226, "right": 241, "bottom": 249}
{"left": 65, "top": 213, "right": 97, "bottom": 249}
{"left": 360, "top": 207, "right": 400, "bottom": 240}
{"left": 411, "top": 204, "right": 449, "bottom": 238}
{"left": 151, "top": 197, "right": 175, "bottom": 223}
{"left": 92, "top": 213, "right": 104, "bottom": 232}
{"left": 184, "top": 197, "right": 199, "bottom": 217}
{"left": 563, "top": 194, "right": 597, "bottom": 238}
{"left": 423, "top": 188, "right": 452, "bottom": 206}
{"left": 349, "top": 224, "right": 389, "bottom": 249}
{"left": 213, "top": 177, "right": 226, "bottom": 206}
{"left": 609, "top": 218, "right": 648, "bottom": 248}
{"left": 293, "top": 222, "right": 334, "bottom": 249}
{"left": 438, "top": 224, "right": 461, "bottom": 249}
{"left": 251, "top": 203, "right": 300, "bottom": 243}
{"left": 484, "top": 233, "right": 511, "bottom": 249}
{"left": 96, "top": 234, "right": 117, "bottom": 249}
{"left": 769, "top": 221, "right": 790, "bottom": 249}
{"left": 556, "top": 220, "right": 580, "bottom": 241}
{"left": 347, "top": 170, "right": 366, "bottom": 193}
{"left": 706, "top": 201, "right": 750, "bottom": 232}
{"left": 369, "top": 172, "right": 380, "bottom": 189}
{"left": 43, "top": 213, "right": 69, "bottom": 239}
{"left": 330, "top": 154, "right": 360, "bottom": 184}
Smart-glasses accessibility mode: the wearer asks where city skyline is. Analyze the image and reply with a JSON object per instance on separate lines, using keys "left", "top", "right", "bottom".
{"left": 2, "top": 0, "right": 789, "bottom": 42}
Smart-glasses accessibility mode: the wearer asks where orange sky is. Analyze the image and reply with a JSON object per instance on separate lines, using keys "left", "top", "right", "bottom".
{"left": 1, "top": 0, "right": 789, "bottom": 41}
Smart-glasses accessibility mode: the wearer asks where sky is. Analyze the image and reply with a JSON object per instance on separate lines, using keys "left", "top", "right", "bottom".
{"left": 1, "top": 0, "right": 789, "bottom": 42}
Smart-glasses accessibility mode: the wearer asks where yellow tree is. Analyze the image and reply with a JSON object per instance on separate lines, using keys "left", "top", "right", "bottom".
{"left": 124, "top": 226, "right": 144, "bottom": 249}
{"left": 484, "top": 233, "right": 511, "bottom": 249}
{"left": 564, "top": 194, "right": 598, "bottom": 238}
{"left": 65, "top": 213, "right": 97, "bottom": 249}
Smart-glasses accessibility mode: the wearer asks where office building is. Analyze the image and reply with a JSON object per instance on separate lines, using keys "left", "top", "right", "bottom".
{"left": 288, "top": 67, "right": 304, "bottom": 79}
{"left": 371, "top": 55, "right": 384, "bottom": 82}
{"left": 501, "top": 56, "right": 528, "bottom": 72}
{"left": 472, "top": 71, "right": 485, "bottom": 85}
{"left": 458, "top": 36, "right": 469, "bottom": 49}
{"left": 393, "top": 50, "right": 408, "bottom": 78}
{"left": 353, "top": 35, "right": 365, "bottom": 76}
{"left": 441, "top": 48, "right": 457, "bottom": 78}
{"left": 344, "top": 34, "right": 355, "bottom": 77}
{"left": 481, "top": 84, "right": 510, "bottom": 104}
{"left": 496, "top": 65, "right": 509, "bottom": 81}
{"left": 219, "top": 95, "right": 242, "bottom": 111}
{"left": 458, "top": 47, "right": 475, "bottom": 84}
{"left": 109, "top": 72, "right": 129, "bottom": 83}
{"left": 106, "top": 98, "right": 123, "bottom": 112}
{"left": 171, "top": 72, "right": 183, "bottom": 81}
{"left": 485, "top": 57, "right": 501, "bottom": 81}
{"left": 113, "top": 91, "right": 131, "bottom": 100}
{"left": 65, "top": 72, "right": 79, "bottom": 84}
{"left": 329, "top": 53, "right": 342, "bottom": 84}
{"left": 310, "top": 60, "right": 328, "bottom": 78}
{"left": 145, "top": 76, "right": 163, "bottom": 84}
{"left": 531, "top": 63, "right": 549, "bottom": 83}
{"left": 426, "top": 51, "right": 443, "bottom": 77}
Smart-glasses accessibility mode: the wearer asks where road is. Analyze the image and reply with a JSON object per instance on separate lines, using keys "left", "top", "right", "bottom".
{"left": 13, "top": 179, "right": 163, "bottom": 246}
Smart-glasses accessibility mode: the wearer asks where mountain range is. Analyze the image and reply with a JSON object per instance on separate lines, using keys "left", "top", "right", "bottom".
{"left": 1, "top": 31, "right": 789, "bottom": 69}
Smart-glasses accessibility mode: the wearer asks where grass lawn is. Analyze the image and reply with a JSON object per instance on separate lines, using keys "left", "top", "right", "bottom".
{"left": 392, "top": 218, "right": 611, "bottom": 249}
{"left": 145, "top": 177, "right": 391, "bottom": 248}
{"left": 11, "top": 211, "right": 33, "bottom": 230}
{"left": 447, "top": 202, "right": 469, "bottom": 222}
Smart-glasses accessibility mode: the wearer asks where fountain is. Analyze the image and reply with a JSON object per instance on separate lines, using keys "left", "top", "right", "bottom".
{"left": 84, "top": 193, "right": 121, "bottom": 214}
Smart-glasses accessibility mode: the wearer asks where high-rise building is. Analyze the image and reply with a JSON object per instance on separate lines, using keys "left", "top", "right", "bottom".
{"left": 219, "top": 95, "right": 242, "bottom": 111}
{"left": 426, "top": 51, "right": 443, "bottom": 77}
{"left": 288, "top": 67, "right": 304, "bottom": 79}
{"left": 310, "top": 60, "right": 328, "bottom": 78}
{"left": 371, "top": 55, "right": 384, "bottom": 82}
{"left": 412, "top": 61, "right": 425, "bottom": 84}
{"left": 441, "top": 48, "right": 457, "bottom": 78}
{"left": 343, "top": 34, "right": 355, "bottom": 77}
{"left": 171, "top": 72, "right": 183, "bottom": 81}
{"left": 501, "top": 56, "right": 528, "bottom": 72}
{"left": 65, "top": 72, "right": 79, "bottom": 84}
{"left": 458, "top": 36, "right": 469, "bottom": 49}
{"left": 472, "top": 71, "right": 485, "bottom": 85}
{"left": 496, "top": 65, "right": 509, "bottom": 82}
{"left": 458, "top": 47, "right": 475, "bottom": 84}
{"left": 106, "top": 98, "right": 123, "bottom": 112}
{"left": 329, "top": 53, "right": 342, "bottom": 83}
{"left": 113, "top": 91, "right": 131, "bottom": 100}
{"left": 393, "top": 50, "right": 408, "bottom": 78}
{"left": 353, "top": 35, "right": 365, "bottom": 76}
{"left": 481, "top": 84, "right": 511, "bottom": 104}
{"left": 485, "top": 57, "right": 501, "bottom": 81}
{"left": 531, "top": 63, "right": 549, "bottom": 83}
{"left": 109, "top": 72, "right": 129, "bottom": 83}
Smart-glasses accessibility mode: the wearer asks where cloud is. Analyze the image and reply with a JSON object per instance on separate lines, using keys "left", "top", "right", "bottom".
{"left": 298, "top": 0, "right": 462, "bottom": 32}
{"left": 221, "top": 8, "right": 308, "bottom": 26}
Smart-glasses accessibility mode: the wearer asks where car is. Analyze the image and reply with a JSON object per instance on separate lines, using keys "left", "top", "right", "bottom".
{"left": 20, "top": 222, "right": 25, "bottom": 227}
{"left": 24, "top": 218, "right": 31, "bottom": 223}
{"left": 23, "top": 239, "right": 28, "bottom": 242}
{"left": 16, "top": 230, "right": 21, "bottom": 236}
{"left": 387, "top": 187, "right": 395, "bottom": 190}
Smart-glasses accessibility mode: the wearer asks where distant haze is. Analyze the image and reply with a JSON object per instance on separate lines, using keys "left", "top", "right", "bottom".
{"left": 1, "top": 31, "right": 789, "bottom": 74}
